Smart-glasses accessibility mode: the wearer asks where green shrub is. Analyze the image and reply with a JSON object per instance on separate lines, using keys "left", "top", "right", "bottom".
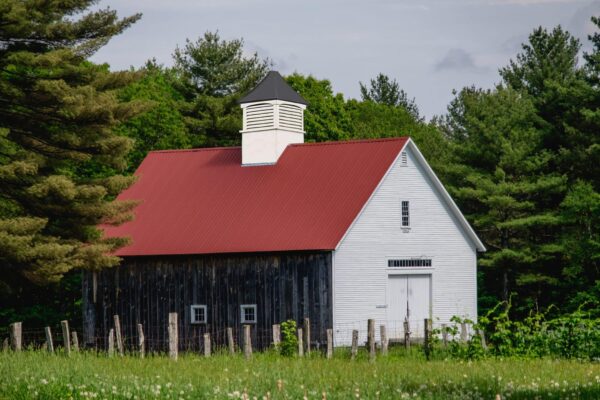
{"left": 280, "top": 319, "right": 298, "bottom": 356}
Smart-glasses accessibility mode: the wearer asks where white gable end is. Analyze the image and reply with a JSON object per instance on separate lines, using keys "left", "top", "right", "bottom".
{"left": 332, "top": 140, "right": 479, "bottom": 345}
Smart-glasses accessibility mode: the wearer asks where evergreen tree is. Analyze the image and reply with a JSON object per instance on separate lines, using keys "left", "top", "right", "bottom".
{"left": 558, "top": 181, "right": 600, "bottom": 310}
{"left": 360, "top": 73, "right": 420, "bottom": 120}
{"left": 173, "top": 31, "right": 271, "bottom": 147}
{"left": 444, "top": 86, "right": 566, "bottom": 312}
{"left": 501, "top": 26, "right": 597, "bottom": 185}
{"left": 0, "top": 0, "right": 142, "bottom": 286}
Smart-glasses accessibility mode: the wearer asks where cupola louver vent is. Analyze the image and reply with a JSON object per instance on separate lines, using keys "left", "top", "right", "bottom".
{"left": 245, "top": 103, "right": 275, "bottom": 131}
{"left": 278, "top": 103, "right": 303, "bottom": 132}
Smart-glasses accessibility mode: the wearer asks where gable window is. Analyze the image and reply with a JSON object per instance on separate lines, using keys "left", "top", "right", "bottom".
{"left": 401, "top": 201, "right": 410, "bottom": 227}
{"left": 190, "top": 305, "right": 207, "bottom": 324}
{"left": 240, "top": 304, "right": 257, "bottom": 324}
{"left": 388, "top": 259, "right": 432, "bottom": 267}
{"left": 400, "top": 151, "right": 408, "bottom": 166}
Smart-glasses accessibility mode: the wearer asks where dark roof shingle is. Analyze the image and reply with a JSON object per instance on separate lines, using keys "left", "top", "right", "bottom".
{"left": 238, "top": 71, "right": 308, "bottom": 105}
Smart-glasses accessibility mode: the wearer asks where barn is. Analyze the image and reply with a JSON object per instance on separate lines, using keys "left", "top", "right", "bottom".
{"left": 82, "top": 71, "right": 485, "bottom": 351}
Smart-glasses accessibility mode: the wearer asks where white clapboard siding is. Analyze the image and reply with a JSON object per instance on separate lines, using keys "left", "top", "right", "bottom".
{"left": 333, "top": 142, "right": 478, "bottom": 346}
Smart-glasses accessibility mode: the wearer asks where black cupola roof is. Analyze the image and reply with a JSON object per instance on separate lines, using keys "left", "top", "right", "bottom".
{"left": 238, "top": 71, "right": 308, "bottom": 105}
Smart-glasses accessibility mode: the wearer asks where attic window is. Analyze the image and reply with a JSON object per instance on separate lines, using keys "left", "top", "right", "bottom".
{"left": 190, "top": 305, "right": 207, "bottom": 324}
{"left": 400, "top": 151, "right": 408, "bottom": 166}
{"left": 401, "top": 201, "right": 410, "bottom": 227}
{"left": 240, "top": 304, "right": 257, "bottom": 324}
{"left": 388, "top": 259, "right": 432, "bottom": 267}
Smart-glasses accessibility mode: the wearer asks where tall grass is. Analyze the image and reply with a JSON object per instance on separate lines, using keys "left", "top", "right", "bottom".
{"left": 1, "top": 348, "right": 599, "bottom": 399}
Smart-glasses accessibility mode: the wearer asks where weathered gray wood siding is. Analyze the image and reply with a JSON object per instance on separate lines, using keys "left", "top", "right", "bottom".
{"left": 82, "top": 252, "right": 332, "bottom": 351}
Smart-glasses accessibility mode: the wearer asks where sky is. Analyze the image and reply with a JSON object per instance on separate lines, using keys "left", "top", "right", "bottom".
{"left": 91, "top": 0, "right": 599, "bottom": 119}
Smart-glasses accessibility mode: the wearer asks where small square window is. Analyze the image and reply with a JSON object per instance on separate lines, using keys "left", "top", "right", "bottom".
{"left": 240, "top": 304, "right": 257, "bottom": 324}
{"left": 190, "top": 305, "right": 207, "bottom": 324}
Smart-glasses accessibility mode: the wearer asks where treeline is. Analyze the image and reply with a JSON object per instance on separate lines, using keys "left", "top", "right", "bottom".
{"left": 0, "top": 1, "right": 598, "bottom": 326}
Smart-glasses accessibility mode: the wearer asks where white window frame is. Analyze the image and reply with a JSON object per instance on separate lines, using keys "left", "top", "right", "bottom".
{"left": 240, "top": 304, "right": 257, "bottom": 324}
{"left": 401, "top": 200, "right": 410, "bottom": 228}
{"left": 190, "top": 304, "right": 207, "bottom": 324}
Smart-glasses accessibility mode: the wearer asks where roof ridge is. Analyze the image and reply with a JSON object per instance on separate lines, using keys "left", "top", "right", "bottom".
{"left": 291, "top": 137, "right": 409, "bottom": 147}
{"left": 148, "top": 137, "right": 409, "bottom": 155}
{"left": 150, "top": 146, "right": 241, "bottom": 154}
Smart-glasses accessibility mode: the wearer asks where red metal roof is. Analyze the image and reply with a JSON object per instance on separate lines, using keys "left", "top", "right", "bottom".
{"left": 104, "top": 137, "right": 409, "bottom": 256}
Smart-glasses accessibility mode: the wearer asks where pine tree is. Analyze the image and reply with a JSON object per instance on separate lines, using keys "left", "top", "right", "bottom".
{"left": 501, "top": 25, "right": 597, "bottom": 185}
{"left": 0, "top": 0, "right": 143, "bottom": 285}
{"left": 359, "top": 73, "right": 420, "bottom": 120}
{"left": 444, "top": 86, "right": 566, "bottom": 312}
{"left": 173, "top": 31, "right": 271, "bottom": 147}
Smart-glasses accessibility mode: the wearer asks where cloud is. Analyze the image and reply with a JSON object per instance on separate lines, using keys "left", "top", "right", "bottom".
{"left": 486, "top": 0, "right": 583, "bottom": 4}
{"left": 434, "top": 48, "right": 488, "bottom": 72}
{"left": 568, "top": 0, "right": 600, "bottom": 43}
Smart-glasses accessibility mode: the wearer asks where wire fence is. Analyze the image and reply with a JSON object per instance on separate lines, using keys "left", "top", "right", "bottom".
{"left": 1, "top": 315, "right": 471, "bottom": 357}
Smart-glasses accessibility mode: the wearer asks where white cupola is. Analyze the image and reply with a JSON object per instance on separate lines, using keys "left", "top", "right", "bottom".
{"left": 238, "top": 71, "right": 308, "bottom": 165}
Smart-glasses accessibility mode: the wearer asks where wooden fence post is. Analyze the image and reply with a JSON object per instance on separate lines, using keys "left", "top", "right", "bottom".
{"left": 226, "top": 327, "right": 235, "bottom": 354}
{"left": 303, "top": 318, "right": 311, "bottom": 355}
{"left": 403, "top": 318, "right": 411, "bottom": 351}
{"left": 478, "top": 329, "right": 487, "bottom": 350}
{"left": 137, "top": 324, "right": 145, "bottom": 358}
{"left": 9, "top": 322, "right": 22, "bottom": 352}
{"left": 441, "top": 324, "right": 448, "bottom": 348}
{"left": 203, "top": 333, "right": 211, "bottom": 357}
{"left": 367, "top": 319, "right": 376, "bottom": 361}
{"left": 423, "top": 318, "right": 433, "bottom": 360}
{"left": 272, "top": 324, "right": 281, "bottom": 348}
{"left": 60, "top": 320, "right": 70, "bottom": 356}
{"left": 297, "top": 328, "right": 304, "bottom": 357}
{"left": 71, "top": 331, "right": 79, "bottom": 352}
{"left": 351, "top": 329, "right": 359, "bottom": 360}
{"left": 460, "top": 322, "right": 468, "bottom": 342}
{"left": 168, "top": 312, "right": 178, "bottom": 360}
{"left": 108, "top": 328, "right": 115, "bottom": 357}
{"left": 326, "top": 329, "right": 333, "bottom": 359}
{"left": 243, "top": 325, "right": 252, "bottom": 359}
{"left": 380, "top": 325, "right": 388, "bottom": 355}
{"left": 113, "top": 315, "right": 124, "bottom": 356}
{"left": 45, "top": 327, "right": 54, "bottom": 353}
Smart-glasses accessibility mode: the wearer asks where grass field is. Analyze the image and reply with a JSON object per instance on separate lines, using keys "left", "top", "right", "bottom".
{"left": 1, "top": 349, "right": 599, "bottom": 399}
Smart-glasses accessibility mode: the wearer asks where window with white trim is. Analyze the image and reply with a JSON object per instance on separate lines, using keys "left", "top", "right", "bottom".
{"left": 401, "top": 201, "right": 410, "bottom": 227}
{"left": 240, "top": 304, "right": 257, "bottom": 323}
{"left": 388, "top": 259, "right": 432, "bottom": 267}
{"left": 190, "top": 305, "right": 207, "bottom": 324}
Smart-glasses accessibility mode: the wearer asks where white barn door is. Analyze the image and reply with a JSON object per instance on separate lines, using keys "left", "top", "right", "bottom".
{"left": 387, "top": 274, "right": 431, "bottom": 337}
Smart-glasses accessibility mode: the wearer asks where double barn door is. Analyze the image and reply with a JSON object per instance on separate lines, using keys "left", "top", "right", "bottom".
{"left": 387, "top": 274, "right": 431, "bottom": 337}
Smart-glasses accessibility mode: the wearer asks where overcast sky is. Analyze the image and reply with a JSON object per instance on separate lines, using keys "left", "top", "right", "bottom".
{"left": 91, "top": 0, "right": 599, "bottom": 119}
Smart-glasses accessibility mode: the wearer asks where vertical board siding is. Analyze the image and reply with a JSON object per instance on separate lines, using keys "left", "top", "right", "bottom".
{"left": 82, "top": 252, "right": 332, "bottom": 352}
{"left": 334, "top": 146, "right": 478, "bottom": 346}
